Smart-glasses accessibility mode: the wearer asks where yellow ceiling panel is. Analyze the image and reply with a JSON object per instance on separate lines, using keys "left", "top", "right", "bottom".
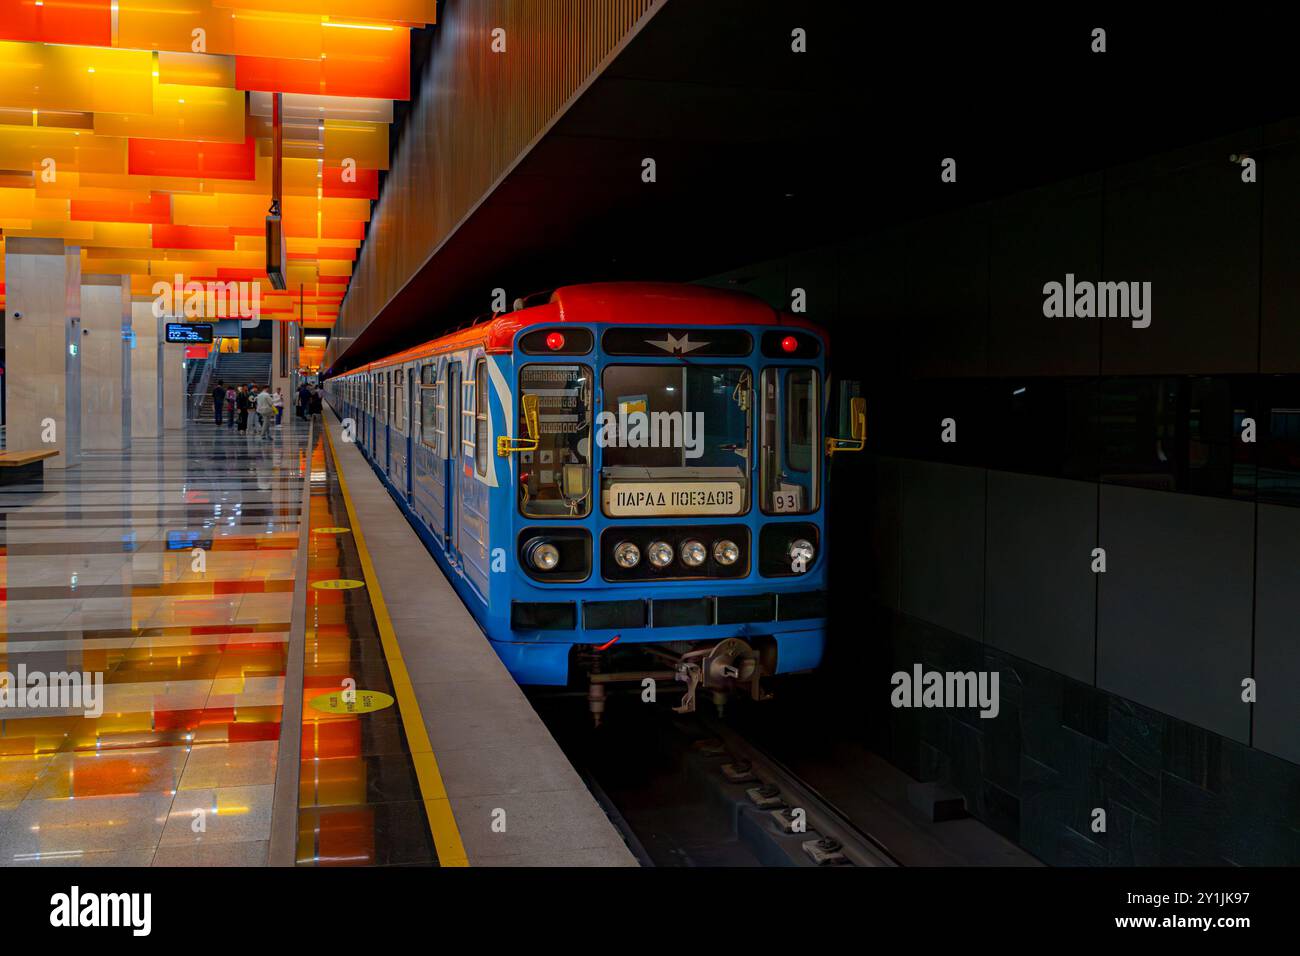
{"left": 77, "top": 173, "right": 145, "bottom": 192}
{"left": 322, "top": 120, "right": 388, "bottom": 169}
{"left": 212, "top": 0, "right": 436, "bottom": 24}
{"left": 94, "top": 82, "right": 246, "bottom": 143}
{"left": 85, "top": 247, "right": 156, "bottom": 260}
{"left": 0, "top": 127, "right": 129, "bottom": 176}
{"left": 173, "top": 192, "right": 270, "bottom": 227}
{"left": 321, "top": 196, "right": 370, "bottom": 220}
{"left": 286, "top": 263, "right": 318, "bottom": 285}
{"left": 317, "top": 258, "right": 352, "bottom": 277}
{"left": 2, "top": 221, "right": 95, "bottom": 241}
{"left": 284, "top": 157, "right": 321, "bottom": 188}
{"left": 33, "top": 171, "right": 82, "bottom": 199}
{"left": 282, "top": 195, "right": 319, "bottom": 219}
{"left": 157, "top": 52, "right": 238, "bottom": 89}
{"left": 0, "top": 43, "right": 154, "bottom": 115}
{"left": 84, "top": 257, "right": 151, "bottom": 275}
{"left": 0, "top": 187, "right": 36, "bottom": 220}
{"left": 88, "top": 223, "right": 155, "bottom": 248}
{"left": 31, "top": 197, "right": 72, "bottom": 220}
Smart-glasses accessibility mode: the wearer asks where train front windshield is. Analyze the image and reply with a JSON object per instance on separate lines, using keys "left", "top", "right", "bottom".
{"left": 599, "top": 364, "right": 751, "bottom": 517}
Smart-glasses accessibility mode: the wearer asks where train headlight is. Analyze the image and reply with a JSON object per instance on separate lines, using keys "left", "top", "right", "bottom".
{"left": 789, "top": 538, "right": 815, "bottom": 565}
{"left": 613, "top": 541, "right": 641, "bottom": 569}
{"left": 680, "top": 539, "right": 707, "bottom": 567}
{"left": 529, "top": 542, "right": 560, "bottom": 571}
{"left": 646, "top": 540, "right": 675, "bottom": 568}
{"left": 712, "top": 539, "right": 740, "bottom": 566}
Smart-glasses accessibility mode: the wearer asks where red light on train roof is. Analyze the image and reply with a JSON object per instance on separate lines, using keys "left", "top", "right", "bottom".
{"left": 780, "top": 335, "right": 798, "bottom": 353}
{"left": 546, "top": 331, "right": 566, "bottom": 351}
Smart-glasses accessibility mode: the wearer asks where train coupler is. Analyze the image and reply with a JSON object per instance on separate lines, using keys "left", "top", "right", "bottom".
{"left": 660, "top": 638, "right": 771, "bottom": 716}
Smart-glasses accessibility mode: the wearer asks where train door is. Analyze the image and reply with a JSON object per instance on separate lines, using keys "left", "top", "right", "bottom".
{"left": 370, "top": 374, "right": 378, "bottom": 459}
{"left": 383, "top": 370, "right": 392, "bottom": 475}
{"left": 368, "top": 376, "right": 376, "bottom": 458}
{"left": 406, "top": 367, "right": 416, "bottom": 501}
{"left": 446, "top": 361, "right": 463, "bottom": 569}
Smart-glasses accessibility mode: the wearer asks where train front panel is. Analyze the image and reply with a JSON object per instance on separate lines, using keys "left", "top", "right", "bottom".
{"left": 482, "top": 318, "right": 830, "bottom": 706}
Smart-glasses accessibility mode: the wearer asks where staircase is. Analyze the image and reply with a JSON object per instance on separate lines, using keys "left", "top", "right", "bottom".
{"left": 193, "top": 352, "right": 273, "bottom": 421}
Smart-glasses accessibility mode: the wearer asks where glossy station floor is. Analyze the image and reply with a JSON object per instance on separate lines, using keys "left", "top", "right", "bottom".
{"left": 0, "top": 411, "right": 434, "bottom": 866}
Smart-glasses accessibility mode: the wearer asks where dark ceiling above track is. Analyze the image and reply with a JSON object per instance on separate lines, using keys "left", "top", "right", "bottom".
{"left": 332, "top": 3, "right": 1300, "bottom": 370}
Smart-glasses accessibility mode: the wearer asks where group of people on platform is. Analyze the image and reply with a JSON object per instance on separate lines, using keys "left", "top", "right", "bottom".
{"left": 210, "top": 380, "right": 322, "bottom": 435}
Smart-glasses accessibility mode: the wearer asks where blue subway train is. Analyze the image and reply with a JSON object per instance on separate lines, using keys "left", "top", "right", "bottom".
{"left": 324, "top": 283, "right": 865, "bottom": 717}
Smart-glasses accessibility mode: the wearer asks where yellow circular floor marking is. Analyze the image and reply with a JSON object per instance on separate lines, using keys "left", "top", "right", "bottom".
{"left": 309, "top": 689, "right": 395, "bottom": 714}
{"left": 313, "top": 527, "right": 352, "bottom": 534}
{"left": 311, "top": 578, "right": 364, "bottom": 590}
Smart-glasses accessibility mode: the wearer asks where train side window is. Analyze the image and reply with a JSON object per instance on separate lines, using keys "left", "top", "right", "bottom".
{"left": 420, "top": 365, "right": 438, "bottom": 451}
{"left": 474, "top": 359, "right": 489, "bottom": 476}
{"left": 760, "top": 367, "right": 820, "bottom": 514}
{"left": 394, "top": 370, "right": 405, "bottom": 431}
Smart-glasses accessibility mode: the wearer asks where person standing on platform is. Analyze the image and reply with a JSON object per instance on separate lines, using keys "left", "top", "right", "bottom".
{"left": 310, "top": 387, "right": 323, "bottom": 418}
{"left": 226, "top": 388, "right": 237, "bottom": 429}
{"left": 212, "top": 381, "right": 227, "bottom": 426}
{"left": 297, "top": 382, "right": 311, "bottom": 420}
{"left": 273, "top": 387, "right": 285, "bottom": 427}
{"left": 255, "top": 386, "right": 276, "bottom": 439}
{"left": 236, "top": 386, "right": 251, "bottom": 433}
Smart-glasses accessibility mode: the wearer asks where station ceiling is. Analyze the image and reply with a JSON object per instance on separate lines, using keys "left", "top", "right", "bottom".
{"left": 327, "top": 3, "right": 1300, "bottom": 370}
{"left": 0, "top": 0, "right": 436, "bottom": 328}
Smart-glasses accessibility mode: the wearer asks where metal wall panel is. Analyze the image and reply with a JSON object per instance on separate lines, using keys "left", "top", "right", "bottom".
{"left": 328, "top": 0, "right": 662, "bottom": 369}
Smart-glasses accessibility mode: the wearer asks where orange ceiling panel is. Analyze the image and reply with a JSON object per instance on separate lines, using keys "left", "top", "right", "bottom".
{"left": 129, "top": 136, "right": 257, "bottom": 179}
{"left": 322, "top": 164, "right": 378, "bottom": 199}
{"left": 70, "top": 191, "right": 172, "bottom": 224}
{"left": 236, "top": 26, "right": 408, "bottom": 99}
{"left": 0, "top": 0, "right": 113, "bottom": 46}
{"left": 153, "top": 224, "right": 236, "bottom": 250}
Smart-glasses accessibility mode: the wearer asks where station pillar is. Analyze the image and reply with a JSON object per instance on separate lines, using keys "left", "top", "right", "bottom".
{"left": 162, "top": 333, "right": 184, "bottom": 430}
{"left": 3, "top": 238, "right": 82, "bottom": 468}
{"left": 80, "top": 275, "right": 132, "bottom": 451}
{"left": 130, "top": 301, "right": 162, "bottom": 440}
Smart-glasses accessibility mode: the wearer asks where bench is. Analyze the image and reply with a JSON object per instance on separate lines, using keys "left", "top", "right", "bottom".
{"left": 0, "top": 449, "right": 59, "bottom": 487}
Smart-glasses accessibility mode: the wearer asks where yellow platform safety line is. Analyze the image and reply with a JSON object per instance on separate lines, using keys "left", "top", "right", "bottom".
{"left": 324, "top": 426, "right": 470, "bottom": 867}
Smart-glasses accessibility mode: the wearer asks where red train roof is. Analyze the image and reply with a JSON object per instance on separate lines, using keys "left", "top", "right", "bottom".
{"left": 340, "top": 282, "right": 826, "bottom": 373}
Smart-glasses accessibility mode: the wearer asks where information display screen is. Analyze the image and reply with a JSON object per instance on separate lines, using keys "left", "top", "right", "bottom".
{"left": 165, "top": 322, "right": 214, "bottom": 344}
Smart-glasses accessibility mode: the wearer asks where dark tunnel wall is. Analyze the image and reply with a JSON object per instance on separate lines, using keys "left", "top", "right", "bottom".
{"left": 699, "top": 120, "right": 1300, "bottom": 865}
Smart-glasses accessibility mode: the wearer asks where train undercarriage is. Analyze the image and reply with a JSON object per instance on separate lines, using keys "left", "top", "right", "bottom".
{"left": 576, "top": 637, "right": 777, "bottom": 726}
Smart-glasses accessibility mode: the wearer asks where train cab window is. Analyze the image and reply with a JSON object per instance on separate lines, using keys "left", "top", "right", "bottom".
{"left": 420, "top": 365, "right": 438, "bottom": 452}
{"left": 600, "top": 365, "right": 751, "bottom": 518}
{"left": 760, "top": 367, "right": 820, "bottom": 514}
{"left": 518, "top": 364, "right": 592, "bottom": 518}
{"left": 474, "top": 360, "right": 489, "bottom": 476}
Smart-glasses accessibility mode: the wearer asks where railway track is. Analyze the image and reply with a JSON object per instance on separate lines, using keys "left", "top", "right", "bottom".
{"left": 535, "top": 689, "right": 901, "bottom": 867}
{"left": 692, "top": 714, "right": 900, "bottom": 867}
